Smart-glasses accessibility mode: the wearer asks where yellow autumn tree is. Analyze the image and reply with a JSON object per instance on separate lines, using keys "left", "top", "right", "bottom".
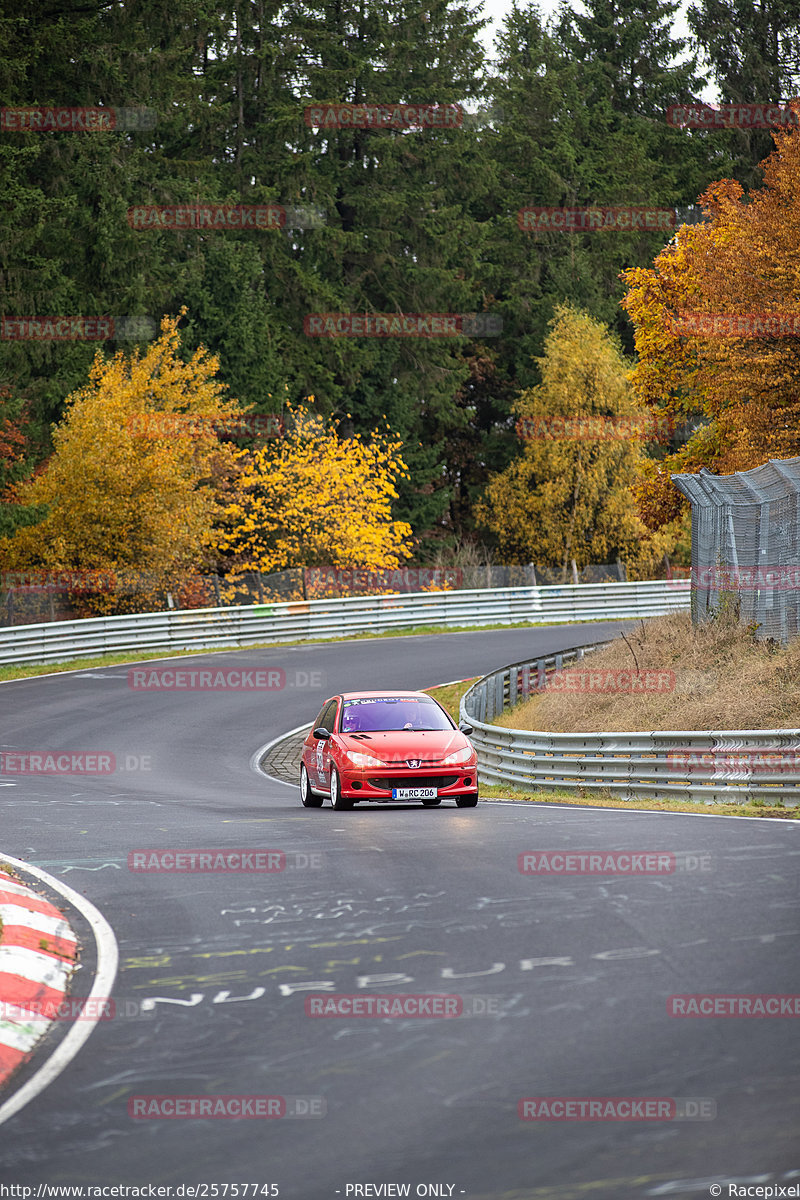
{"left": 217, "top": 403, "right": 413, "bottom": 582}
{"left": 476, "top": 305, "right": 675, "bottom": 578}
{"left": 0, "top": 313, "right": 245, "bottom": 613}
{"left": 622, "top": 111, "right": 800, "bottom": 529}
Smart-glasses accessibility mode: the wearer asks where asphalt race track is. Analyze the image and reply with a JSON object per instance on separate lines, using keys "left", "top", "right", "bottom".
{"left": 1, "top": 622, "right": 799, "bottom": 1199}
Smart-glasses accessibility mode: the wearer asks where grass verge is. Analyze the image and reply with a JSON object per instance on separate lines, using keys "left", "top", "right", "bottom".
{"left": 423, "top": 670, "right": 799, "bottom": 819}
{"left": 496, "top": 611, "right": 800, "bottom": 732}
{"left": 424, "top": 676, "right": 479, "bottom": 720}
{"left": 475, "top": 782, "right": 800, "bottom": 818}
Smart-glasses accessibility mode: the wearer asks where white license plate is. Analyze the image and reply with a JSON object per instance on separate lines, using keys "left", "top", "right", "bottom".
{"left": 392, "top": 786, "right": 437, "bottom": 800}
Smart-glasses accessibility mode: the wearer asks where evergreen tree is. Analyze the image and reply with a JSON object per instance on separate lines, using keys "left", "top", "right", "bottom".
{"left": 480, "top": 1, "right": 711, "bottom": 430}
{"left": 250, "top": 0, "right": 494, "bottom": 538}
{"left": 688, "top": 0, "right": 800, "bottom": 187}
{"left": 2, "top": 0, "right": 779, "bottom": 563}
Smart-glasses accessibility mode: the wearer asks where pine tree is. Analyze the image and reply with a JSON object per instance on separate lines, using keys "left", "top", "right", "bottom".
{"left": 688, "top": 0, "right": 800, "bottom": 187}
{"left": 477, "top": 0, "right": 713, "bottom": 518}
{"left": 248, "top": 0, "right": 495, "bottom": 537}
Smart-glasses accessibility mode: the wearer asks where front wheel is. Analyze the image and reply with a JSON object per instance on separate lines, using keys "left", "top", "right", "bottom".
{"left": 456, "top": 792, "right": 479, "bottom": 808}
{"left": 330, "top": 767, "right": 353, "bottom": 810}
{"left": 300, "top": 763, "right": 323, "bottom": 807}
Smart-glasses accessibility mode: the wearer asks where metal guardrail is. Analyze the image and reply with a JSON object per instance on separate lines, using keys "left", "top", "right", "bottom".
{"left": 0, "top": 580, "right": 689, "bottom": 667}
{"left": 460, "top": 641, "right": 800, "bottom": 805}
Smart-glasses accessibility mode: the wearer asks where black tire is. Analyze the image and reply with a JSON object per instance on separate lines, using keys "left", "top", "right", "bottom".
{"left": 300, "top": 763, "right": 323, "bottom": 808}
{"left": 456, "top": 792, "right": 479, "bottom": 808}
{"left": 421, "top": 797, "right": 442, "bottom": 806}
{"left": 330, "top": 767, "right": 353, "bottom": 810}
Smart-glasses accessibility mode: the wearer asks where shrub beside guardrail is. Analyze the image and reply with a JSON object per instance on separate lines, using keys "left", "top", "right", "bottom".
{"left": 460, "top": 641, "right": 800, "bottom": 805}
{"left": 0, "top": 579, "right": 689, "bottom": 667}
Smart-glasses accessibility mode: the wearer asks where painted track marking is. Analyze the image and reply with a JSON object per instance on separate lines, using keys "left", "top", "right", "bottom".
{"left": 0, "top": 852, "right": 118, "bottom": 1126}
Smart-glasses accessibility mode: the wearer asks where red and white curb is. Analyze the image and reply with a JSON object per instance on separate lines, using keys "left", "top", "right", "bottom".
{"left": 0, "top": 853, "right": 118, "bottom": 1126}
{"left": 0, "top": 866, "right": 78, "bottom": 1086}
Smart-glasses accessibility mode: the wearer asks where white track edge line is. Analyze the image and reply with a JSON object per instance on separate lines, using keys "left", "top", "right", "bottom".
{"left": 251, "top": 728, "right": 800, "bottom": 820}
{"left": 482, "top": 798, "right": 799, "bottom": 822}
{"left": 0, "top": 852, "right": 119, "bottom": 1126}
{"left": 250, "top": 723, "right": 312, "bottom": 790}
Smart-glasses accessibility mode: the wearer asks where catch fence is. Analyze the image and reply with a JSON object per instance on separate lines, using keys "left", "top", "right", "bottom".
{"left": 672, "top": 457, "right": 800, "bottom": 644}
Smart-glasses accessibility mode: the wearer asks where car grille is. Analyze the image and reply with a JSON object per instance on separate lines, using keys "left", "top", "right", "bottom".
{"left": 367, "top": 775, "right": 460, "bottom": 789}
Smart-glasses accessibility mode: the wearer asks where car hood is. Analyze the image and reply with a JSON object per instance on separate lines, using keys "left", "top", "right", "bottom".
{"left": 338, "top": 730, "right": 472, "bottom": 762}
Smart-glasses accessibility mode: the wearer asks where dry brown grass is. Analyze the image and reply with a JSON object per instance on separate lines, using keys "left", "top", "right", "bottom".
{"left": 497, "top": 611, "right": 800, "bottom": 733}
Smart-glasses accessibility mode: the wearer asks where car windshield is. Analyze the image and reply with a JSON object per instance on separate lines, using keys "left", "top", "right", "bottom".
{"left": 340, "top": 696, "right": 453, "bottom": 733}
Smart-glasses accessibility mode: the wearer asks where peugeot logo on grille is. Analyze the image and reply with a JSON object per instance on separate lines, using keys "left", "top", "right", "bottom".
{"left": 407, "top": 759, "right": 421, "bottom": 769}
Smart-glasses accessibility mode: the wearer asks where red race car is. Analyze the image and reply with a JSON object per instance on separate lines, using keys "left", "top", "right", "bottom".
{"left": 299, "top": 690, "right": 479, "bottom": 810}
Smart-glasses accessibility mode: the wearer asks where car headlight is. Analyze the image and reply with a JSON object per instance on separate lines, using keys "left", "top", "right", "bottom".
{"left": 344, "top": 751, "right": 386, "bottom": 769}
{"left": 441, "top": 746, "right": 473, "bottom": 765}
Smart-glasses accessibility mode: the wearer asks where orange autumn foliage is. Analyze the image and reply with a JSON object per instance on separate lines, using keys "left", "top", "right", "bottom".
{"left": 622, "top": 109, "right": 800, "bottom": 528}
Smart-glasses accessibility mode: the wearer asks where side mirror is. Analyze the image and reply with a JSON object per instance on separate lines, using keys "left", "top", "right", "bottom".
{"left": 313, "top": 727, "right": 331, "bottom": 740}
{"left": 459, "top": 722, "right": 474, "bottom": 735}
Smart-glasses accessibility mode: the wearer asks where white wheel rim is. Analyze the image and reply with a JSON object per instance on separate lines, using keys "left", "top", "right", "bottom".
{"left": 330, "top": 772, "right": 337, "bottom": 805}
{"left": 301, "top": 768, "right": 308, "bottom": 801}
